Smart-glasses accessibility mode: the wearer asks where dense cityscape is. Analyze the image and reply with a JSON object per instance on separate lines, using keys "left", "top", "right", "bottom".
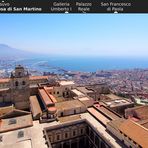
{"left": 1, "top": 59, "right": 148, "bottom": 106}
{"left": 0, "top": 62, "right": 148, "bottom": 148}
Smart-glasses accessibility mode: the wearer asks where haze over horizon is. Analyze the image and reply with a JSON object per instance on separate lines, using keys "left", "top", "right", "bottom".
{"left": 0, "top": 14, "right": 148, "bottom": 57}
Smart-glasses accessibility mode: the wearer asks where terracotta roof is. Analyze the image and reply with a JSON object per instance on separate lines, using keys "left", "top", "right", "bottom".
{"left": 77, "top": 86, "right": 94, "bottom": 93}
{"left": 94, "top": 104, "right": 121, "bottom": 120}
{"left": 129, "top": 117, "right": 140, "bottom": 122}
{"left": 0, "top": 106, "right": 14, "bottom": 116}
{"left": 0, "top": 109, "right": 30, "bottom": 119}
{"left": 0, "top": 78, "right": 10, "bottom": 83}
{"left": 134, "top": 105, "right": 148, "bottom": 120}
{"left": 44, "top": 86, "right": 53, "bottom": 90}
{"left": 55, "top": 100, "right": 86, "bottom": 111}
{"left": 29, "top": 76, "right": 48, "bottom": 80}
{"left": 58, "top": 115, "right": 80, "bottom": 123}
{"left": 44, "top": 87, "right": 57, "bottom": 103}
{"left": 29, "top": 96, "right": 42, "bottom": 118}
{"left": 79, "top": 97, "right": 94, "bottom": 107}
{"left": 49, "top": 94, "right": 57, "bottom": 103}
{"left": 87, "top": 107, "right": 110, "bottom": 126}
{"left": 0, "top": 114, "right": 33, "bottom": 133}
{"left": 119, "top": 119, "right": 148, "bottom": 148}
{"left": 107, "top": 118, "right": 125, "bottom": 130}
{"left": 59, "top": 81, "right": 75, "bottom": 86}
{"left": 47, "top": 107, "right": 57, "bottom": 114}
{"left": 138, "top": 119, "right": 148, "bottom": 129}
{"left": 126, "top": 105, "right": 148, "bottom": 120}
{"left": 38, "top": 89, "right": 53, "bottom": 106}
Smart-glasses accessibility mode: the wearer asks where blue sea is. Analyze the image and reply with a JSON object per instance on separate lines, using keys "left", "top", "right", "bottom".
{"left": 14, "top": 56, "right": 148, "bottom": 72}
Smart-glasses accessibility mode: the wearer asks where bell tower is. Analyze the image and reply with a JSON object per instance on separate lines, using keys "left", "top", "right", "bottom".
{"left": 10, "top": 65, "right": 30, "bottom": 110}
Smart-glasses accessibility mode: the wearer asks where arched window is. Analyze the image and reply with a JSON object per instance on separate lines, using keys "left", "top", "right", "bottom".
{"left": 15, "top": 81, "right": 18, "bottom": 87}
{"left": 18, "top": 72, "right": 21, "bottom": 77}
{"left": 22, "top": 81, "right": 26, "bottom": 85}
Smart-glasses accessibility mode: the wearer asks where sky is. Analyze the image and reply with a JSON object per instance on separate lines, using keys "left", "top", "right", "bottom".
{"left": 0, "top": 14, "right": 148, "bottom": 57}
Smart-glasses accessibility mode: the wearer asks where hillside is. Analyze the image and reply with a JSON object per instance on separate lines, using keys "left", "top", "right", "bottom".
{"left": 0, "top": 44, "right": 32, "bottom": 58}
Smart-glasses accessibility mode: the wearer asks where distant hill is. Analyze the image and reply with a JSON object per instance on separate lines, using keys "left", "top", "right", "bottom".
{"left": 0, "top": 44, "right": 33, "bottom": 58}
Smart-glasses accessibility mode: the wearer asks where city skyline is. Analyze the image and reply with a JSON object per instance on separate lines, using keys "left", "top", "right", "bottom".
{"left": 0, "top": 14, "right": 148, "bottom": 57}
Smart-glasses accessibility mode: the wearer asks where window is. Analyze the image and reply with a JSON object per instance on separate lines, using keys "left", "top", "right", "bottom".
{"left": 49, "top": 136, "right": 52, "bottom": 142}
{"left": 57, "top": 91, "right": 59, "bottom": 94}
{"left": 22, "top": 81, "right": 26, "bottom": 85}
{"left": 101, "top": 142, "right": 106, "bottom": 148}
{"left": 90, "top": 130, "right": 94, "bottom": 140}
{"left": 57, "top": 134, "right": 60, "bottom": 141}
{"left": 124, "top": 134, "right": 127, "bottom": 137}
{"left": 73, "top": 130, "right": 76, "bottom": 136}
{"left": 17, "top": 131, "right": 24, "bottom": 138}
{"left": 133, "top": 141, "right": 137, "bottom": 145}
{"left": 8, "top": 118, "right": 16, "bottom": 125}
{"left": 74, "top": 109, "right": 76, "bottom": 114}
{"left": 129, "top": 137, "right": 131, "bottom": 141}
{"left": 18, "top": 72, "right": 21, "bottom": 76}
{"left": 0, "top": 136, "right": 2, "bottom": 142}
{"left": 65, "top": 133, "right": 68, "bottom": 138}
{"left": 80, "top": 129, "right": 83, "bottom": 134}
{"left": 61, "top": 112, "right": 63, "bottom": 117}
{"left": 15, "top": 81, "right": 18, "bottom": 87}
{"left": 86, "top": 126, "right": 89, "bottom": 135}
{"left": 95, "top": 135, "right": 100, "bottom": 146}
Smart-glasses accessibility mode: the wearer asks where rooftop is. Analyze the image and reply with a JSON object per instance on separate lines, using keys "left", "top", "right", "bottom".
{"left": 138, "top": 119, "right": 148, "bottom": 129}
{"left": 78, "top": 97, "right": 94, "bottom": 107}
{"left": 1, "top": 140, "right": 32, "bottom": 148}
{"left": 132, "top": 105, "right": 148, "bottom": 120}
{"left": 55, "top": 100, "right": 85, "bottom": 111}
{"left": 94, "top": 104, "right": 121, "bottom": 120}
{"left": 58, "top": 115, "right": 81, "bottom": 123}
{"left": 107, "top": 118, "right": 125, "bottom": 131}
{"left": 119, "top": 119, "right": 148, "bottom": 148}
{"left": 29, "top": 76, "right": 48, "bottom": 80}
{"left": 87, "top": 107, "right": 110, "bottom": 126}
{"left": 103, "top": 99, "right": 133, "bottom": 108}
{"left": 126, "top": 105, "right": 148, "bottom": 120}
{"left": 0, "top": 109, "right": 31, "bottom": 119}
{"left": 44, "top": 87, "right": 57, "bottom": 103}
{"left": 0, "top": 78, "right": 10, "bottom": 83}
{"left": 0, "top": 120, "right": 58, "bottom": 148}
{"left": 0, "top": 105, "right": 14, "bottom": 116}
{"left": 77, "top": 86, "right": 94, "bottom": 93}
{"left": 105, "top": 94, "right": 123, "bottom": 100}
{"left": 38, "top": 89, "right": 54, "bottom": 106}
{"left": 59, "top": 80, "right": 75, "bottom": 86}
{"left": 0, "top": 114, "right": 33, "bottom": 133}
{"left": 29, "top": 96, "right": 42, "bottom": 118}
{"left": 79, "top": 97, "right": 90, "bottom": 101}
{"left": 71, "top": 89, "right": 85, "bottom": 97}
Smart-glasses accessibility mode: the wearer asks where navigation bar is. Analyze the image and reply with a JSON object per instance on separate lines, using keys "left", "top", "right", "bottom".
{"left": 0, "top": 0, "right": 148, "bottom": 13}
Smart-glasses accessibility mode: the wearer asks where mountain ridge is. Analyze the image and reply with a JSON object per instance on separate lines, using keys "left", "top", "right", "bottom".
{"left": 0, "top": 44, "right": 33, "bottom": 58}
